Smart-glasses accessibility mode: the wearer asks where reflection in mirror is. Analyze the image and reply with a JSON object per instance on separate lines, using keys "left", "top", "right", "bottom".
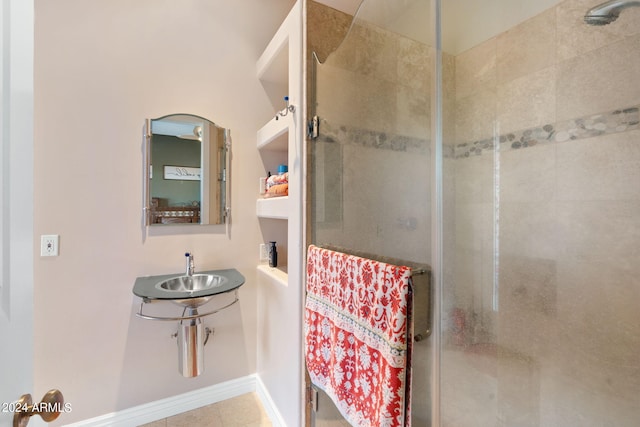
{"left": 144, "top": 114, "right": 229, "bottom": 225}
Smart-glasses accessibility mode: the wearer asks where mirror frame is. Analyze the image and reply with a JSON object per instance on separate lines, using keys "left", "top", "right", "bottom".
{"left": 143, "top": 114, "right": 231, "bottom": 226}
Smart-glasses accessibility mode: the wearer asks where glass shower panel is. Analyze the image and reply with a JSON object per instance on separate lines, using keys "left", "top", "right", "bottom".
{"left": 440, "top": 0, "right": 640, "bottom": 426}
{"left": 308, "top": 0, "right": 433, "bottom": 425}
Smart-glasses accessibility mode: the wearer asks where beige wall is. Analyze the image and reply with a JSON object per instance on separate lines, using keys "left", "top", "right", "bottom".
{"left": 34, "top": 0, "right": 294, "bottom": 423}
{"left": 447, "top": 0, "right": 640, "bottom": 425}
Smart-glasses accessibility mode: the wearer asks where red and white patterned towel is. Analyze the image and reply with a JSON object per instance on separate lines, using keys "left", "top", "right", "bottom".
{"left": 304, "top": 245, "right": 413, "bottom": 427}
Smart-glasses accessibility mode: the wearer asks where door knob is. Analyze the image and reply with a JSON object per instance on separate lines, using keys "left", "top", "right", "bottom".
{"left": 13, "top": 389, "right": 64, "bottom": 427}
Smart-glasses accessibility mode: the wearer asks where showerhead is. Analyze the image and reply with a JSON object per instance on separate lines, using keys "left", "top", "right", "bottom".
{"left": 584, "top": 0, "right": 640, "bottom": 26}
{"left": 584, "top": 13, "right": 620, "bottom": 25}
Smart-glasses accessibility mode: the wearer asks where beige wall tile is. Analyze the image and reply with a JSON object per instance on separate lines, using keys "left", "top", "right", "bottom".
{"left": 441, "top": 351, "right": 498, "bottom": 427}
{"left": 398, "top": 36, "right": 430, "bottom": 93}
{"left": 324, "top": 19, "right": 361, "bottom": 73}
{"left": 443, "top": 52, "right": 457, "bottom": 145}
{"left": 497, "top": 65, "right": 557, "bottom": 134}
{"left": 556, "top": 200, "right": 640, "bottom": 272}
{"left": 555, "top": 260, "right": 640, "bottom": 368}
{"left": 316, "top": 63, "right": 397, "bottom": 133}
{"left": 455, "top": 38, "right": 496, "bottom": 101}
{"left": 443, "top": 158, "right": 458, "bottom": 289}
{"left": 499, "top": 255, "right": 557, "bottom": 318}
{"left": 480, "top": 236, "right": 498, "bottom": 321}
{"left": 455, "top": 202, "right": 490, "bottom": 252}
{"left": 539, "top": 359, "right": 640, "bottom": 427}
{"left": 500, "top": 143, "right": 556, "bottom": 203}
{"left": 452, "top": 248, "right": 489, "bottom": 319}
{"left": 556, "top": 130, "right": 640, "bottom": 201}
{"left": 557, "top": 0, "right": 640, "bottom": 62}
{"left": 319, "top": 20, "right": 433, "bottom": 138}
{"left": 557, "top": 34, "right": 640, "bottom": 121}
{"left": 340, "top": 146, "right": 385, "bottom": 256}
{"left": 315, "top": 65, "right": 351, "bottom": 125}
{"left": 356, "top": 23, "right": 400, "bottom": 84}
{"left": 446, "top": 1, "right": 640, "bottom": 426}
{"left": 341, "top": 145, "right": 431, "bottom": 262}
{"left": 329, "top": 21, "right": 399, "bottom": 85}
{"left": 497, "top": 288, "right": 554, "bottom": 363}
{"left": 496, "top": 8, "right": 557, "bottom": 85}
{"left": 542, "top": 260, "right": 640, "bottom": 426}
{"left": 397, "top": 83, "right": 430, "bottom": 139}
{"left": 455, "top": 86, "right": 497, "bottom": 143}
{"left": 495, "top": 353, "right": 541, "bottom": 427}
{"left": 499, "top": 201, "right": 559, "bottom": 260}
{"left": 307, "top": 0, "right": 353, "bottom": 64}
{"left": 454, "top": 155, "right": 495, "bottom": 205}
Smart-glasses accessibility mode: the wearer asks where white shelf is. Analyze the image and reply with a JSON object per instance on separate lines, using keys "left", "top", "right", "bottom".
{"left": 256, "top": 196, "right": 289, "bottom": 219}
{"left": 257, "top": 116, "right": 289, "bottom": 151}
{"left": 257, "top": 264, "right": 288, "bottom": 287}
{"left": 256, "top": 16, "right": 289, "bottom": 85}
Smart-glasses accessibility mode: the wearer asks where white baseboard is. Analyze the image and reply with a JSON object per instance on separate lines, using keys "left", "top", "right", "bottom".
{"left": 62, "top": 375, "right": 258, "bottom": 427}
{"left": 255, "top": 376, "right": 286, "bottom": 427}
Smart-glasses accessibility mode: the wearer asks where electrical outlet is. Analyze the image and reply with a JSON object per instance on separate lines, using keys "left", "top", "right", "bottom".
{"left": 259, "top": 243, "right": 269, "bottom": 262}
{"left": 40, "top": 235, "right": 59, "bottom": 257}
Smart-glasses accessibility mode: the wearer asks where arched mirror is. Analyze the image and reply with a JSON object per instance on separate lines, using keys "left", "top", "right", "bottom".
{"left": 144, "top": 114, "right": 230, "bottom": 225}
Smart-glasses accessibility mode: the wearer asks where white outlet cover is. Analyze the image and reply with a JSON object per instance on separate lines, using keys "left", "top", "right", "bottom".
{"left": 259, "top": 243, "right": 269, "bottom": 262}
{"left": 41, "top": 234, "right": 59, "bottom": 257}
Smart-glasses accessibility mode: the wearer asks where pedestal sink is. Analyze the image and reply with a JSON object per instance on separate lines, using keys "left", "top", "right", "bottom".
{"left": 132, "top": 268, "right": 245, "bottom": 377}
{"left": 133, "top": 268, "right": 244, "bottom": 308}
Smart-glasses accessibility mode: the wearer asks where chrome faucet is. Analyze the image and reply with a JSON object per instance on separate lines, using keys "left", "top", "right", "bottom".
{"left": 185, "top": 252, "right": 194, "bottom": 276}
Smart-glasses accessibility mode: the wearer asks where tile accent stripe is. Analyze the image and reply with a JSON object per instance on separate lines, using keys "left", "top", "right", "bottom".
{"left": 315, "top": 105, "right": 638, "bottom": 159}
{"left": 453, "top": 105, "right": 640, "bottom": 158}
{"left": 317, "top": 119, "right": 430, "bottom": 155}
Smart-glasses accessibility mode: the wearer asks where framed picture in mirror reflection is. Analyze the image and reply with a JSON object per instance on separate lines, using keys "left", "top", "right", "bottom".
{"left": 163, "top": 165, "right": 201, "bottom": 181}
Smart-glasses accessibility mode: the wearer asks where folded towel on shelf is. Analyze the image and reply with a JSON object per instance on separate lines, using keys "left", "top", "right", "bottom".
{"left": 265, "top": 183, "right": 288, "bottom": 197}
{"left": 304, "top": 245, "right": 413, "bottom": 427}
{"left": 266, "top": 172, "right": 288, "bottom": 188}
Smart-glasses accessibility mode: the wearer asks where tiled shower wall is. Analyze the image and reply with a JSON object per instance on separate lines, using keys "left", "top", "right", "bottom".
{"left": 314, "top": 16, "right": 432, "bottom": 265}
{"left": 446, "top": 0, "right": 640, "bottom": 425}
{"left": 312, "top": 0, "right": 639, "bottom": 425}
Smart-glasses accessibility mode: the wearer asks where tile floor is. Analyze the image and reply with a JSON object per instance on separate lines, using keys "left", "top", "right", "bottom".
{"left": 139, "top": 392, "right": 272, "bottom": 427}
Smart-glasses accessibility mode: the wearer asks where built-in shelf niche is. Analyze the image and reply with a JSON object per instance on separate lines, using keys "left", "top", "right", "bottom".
{"left": 256, "top": 1, "right": 294, "bottom": 223}
{"left": 256, "top": 4, "right": 296, "bottom": 277}
{"left": 257, "top": 115, "right": 289, "bottom": 151}
{"left": 256, "top": 20, "right": 289, "bottom": 111}
{"left": 257, "top": 114, "right": 289, "bottom": 219}
{"left": 257, "top": 264, "right": 288, "bottom": 287}
{"left": 253, "top": 2, "right": 303, "bottom": 424}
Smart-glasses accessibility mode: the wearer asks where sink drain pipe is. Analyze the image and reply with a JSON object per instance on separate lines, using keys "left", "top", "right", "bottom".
{"left": 178, "top": 309, "right": 203, "bottom": 377}
{"left": 136, "top": 291, "right": 239, "bottom": 376}
{"left": 177, "top": 307, "right": 213, "bottom": 377}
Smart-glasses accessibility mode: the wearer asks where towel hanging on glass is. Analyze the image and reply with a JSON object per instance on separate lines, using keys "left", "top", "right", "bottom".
{"left": 304, "top": 244, "right": 413, "bottom": 427}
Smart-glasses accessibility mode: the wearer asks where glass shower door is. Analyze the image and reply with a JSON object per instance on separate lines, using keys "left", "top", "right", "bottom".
{"left": 309, "top": 0, "right": 639, "bottom": 426}
{"left": 439, "top": 0, "right": 640, "bottom": 426}
{"left": 308, "top": 0, "right": 434, "bottom": 425}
